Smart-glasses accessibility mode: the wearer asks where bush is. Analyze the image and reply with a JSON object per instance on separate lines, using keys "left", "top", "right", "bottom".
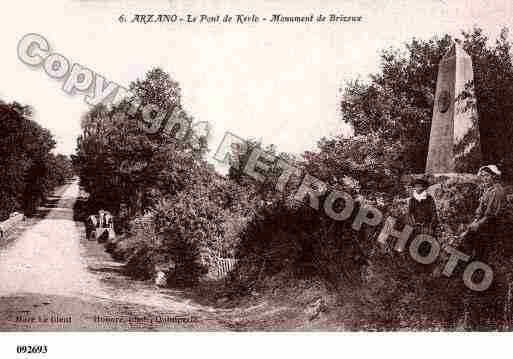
{"left": 431, "top": 175, "right": 481, "bottom": 245}
{"left": 151, "top": 185, "right": 231, "bottom": 286}
{"left": 230, "top": 165, "right": 511, "bottom": 328}
{"left": 232, "top": 194, "right": 369, "bottom": 295}
{"left": 125, "top": 241, "right": 158, "bottom": 280}
{"left": 0, "top": 102, "right": 74, "bottom": 219}
{"left": 355, "top": 176, "right": 513, "bottom": 329}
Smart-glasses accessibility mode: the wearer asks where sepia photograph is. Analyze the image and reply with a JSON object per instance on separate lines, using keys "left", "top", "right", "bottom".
{"left": 1, "top": 0, "right": 513, "bottom": 355}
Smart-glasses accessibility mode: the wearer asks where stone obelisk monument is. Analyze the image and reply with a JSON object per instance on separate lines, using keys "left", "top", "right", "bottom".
{"left": 426, "top": 42, "right": 481, "bottom": 173}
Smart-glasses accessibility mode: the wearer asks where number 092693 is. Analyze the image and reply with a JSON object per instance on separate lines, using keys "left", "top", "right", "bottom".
{"left": 16, "top": 345, "right": 48, "bottom": 354}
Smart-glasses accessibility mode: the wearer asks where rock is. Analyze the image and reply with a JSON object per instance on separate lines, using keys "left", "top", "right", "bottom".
{"left": 216, "top": 297, "right": 230, "bottom": 305}
{"left": 0, "top": 212, "right": 25, "bottom": 238}
{"left": 305, "top": 297, "right": 327, "bottom": 321}
{"left": 155, "top": 270, "right": 167, "bottom": 287}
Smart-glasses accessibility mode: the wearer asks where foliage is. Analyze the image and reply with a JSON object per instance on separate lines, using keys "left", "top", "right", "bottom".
{"left": 73, "top": 68, "right": 209, "bottom": 220}
{"left": 302, "top": 133, "right": 406, "bottom": 200}
{"left": 231, "top": 134, "right": 398, "bottom": 293}
{"left": 341, "top": 35, "right": 452, "bottom": 172}
{"left": 341, "top": 27, "right": 513, "bottom": 178}
{"left": 354, "top": 177, "right": 513, "bottom": 329}
{"left": 0, "top": 102, "right": 73, "bottom": 219}
{"left": 152, "top": 185, "right": 224, "bottom": 285}
{"left": 432, "top": 176, "right": 481, "bottom": 243}
{"left": 461, "top": 28, "right": 513, "bottom": 179}
{"left": 74, "top": 68, "right": 252, "bottom": 285}
{"left": 74, "top": 30, "right": 513, "bottom": 329}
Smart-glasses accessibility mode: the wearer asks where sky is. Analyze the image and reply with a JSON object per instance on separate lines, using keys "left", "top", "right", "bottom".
{"left": 1, "top": 0, "right": 511, "bottom": 168}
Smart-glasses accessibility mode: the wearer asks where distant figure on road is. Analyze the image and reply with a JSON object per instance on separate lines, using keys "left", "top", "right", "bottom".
{"left": 96, "top": 209, "right": 115, "bottom": 243}
{"left": 85, "top": 214, "right": 97, "bottom": 241}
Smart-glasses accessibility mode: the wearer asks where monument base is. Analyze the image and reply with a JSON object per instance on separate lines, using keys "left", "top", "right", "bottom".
{"left": 402, "top": 172, "right": 480, "bottom": 198}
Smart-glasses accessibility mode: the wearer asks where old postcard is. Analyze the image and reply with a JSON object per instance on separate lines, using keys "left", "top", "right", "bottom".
{"left": 1, "top": 0, "right": 513, "bottom": 353}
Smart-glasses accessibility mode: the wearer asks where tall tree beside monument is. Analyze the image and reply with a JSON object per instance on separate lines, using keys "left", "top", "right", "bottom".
{"left": 340, "top": 28, "right": 513, "bottom": 179}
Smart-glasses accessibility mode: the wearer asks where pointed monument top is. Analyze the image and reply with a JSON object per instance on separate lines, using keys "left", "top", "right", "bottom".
{"left": 426, "top": 39, "right": 480, "bottom": 174}
{"left": 443, "top": 42, "right": 471, "bottom": 59}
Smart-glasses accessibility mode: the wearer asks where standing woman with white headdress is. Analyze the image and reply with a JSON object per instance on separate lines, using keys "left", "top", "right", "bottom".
{"left": 464, "top": 164, "right": 507, "bottom": 329}
{"left": 467, "top": 165, "right": 506, "bottom": 256}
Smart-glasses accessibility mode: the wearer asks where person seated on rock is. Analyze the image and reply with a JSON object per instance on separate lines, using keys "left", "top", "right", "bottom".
{"left": 463, "top": 164, "right": 507, "bottom": 329}
{"left": 466, "top": 164, "right": 506, "bottom": 260}
{"left": 407, "top": 177, "right": 438, "bottom": 236}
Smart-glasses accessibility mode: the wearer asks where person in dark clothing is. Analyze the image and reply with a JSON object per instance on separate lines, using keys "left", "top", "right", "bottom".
{"left": 407, "top": 178, "right": 438, "bottom": 236}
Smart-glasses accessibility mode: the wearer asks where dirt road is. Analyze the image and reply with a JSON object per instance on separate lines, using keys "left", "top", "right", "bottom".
{"left": 0, "top": 181, "right": 231, "bottom": 331}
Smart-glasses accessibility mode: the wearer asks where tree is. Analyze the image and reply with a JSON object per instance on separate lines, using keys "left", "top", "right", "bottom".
{"left": 341, "top": 27, "right": 513, "bottom": 178}
{"left": 341, "top": 34, "right": 452, "bottom": 173}
{"left": 73, "top": 68, "right": 211, "bottom": 217}
{"left": 461, "top": 28, "right": 513, "bottom": 179}
{"left": 0, "top": 101, "right": 72, "bottom": 218}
